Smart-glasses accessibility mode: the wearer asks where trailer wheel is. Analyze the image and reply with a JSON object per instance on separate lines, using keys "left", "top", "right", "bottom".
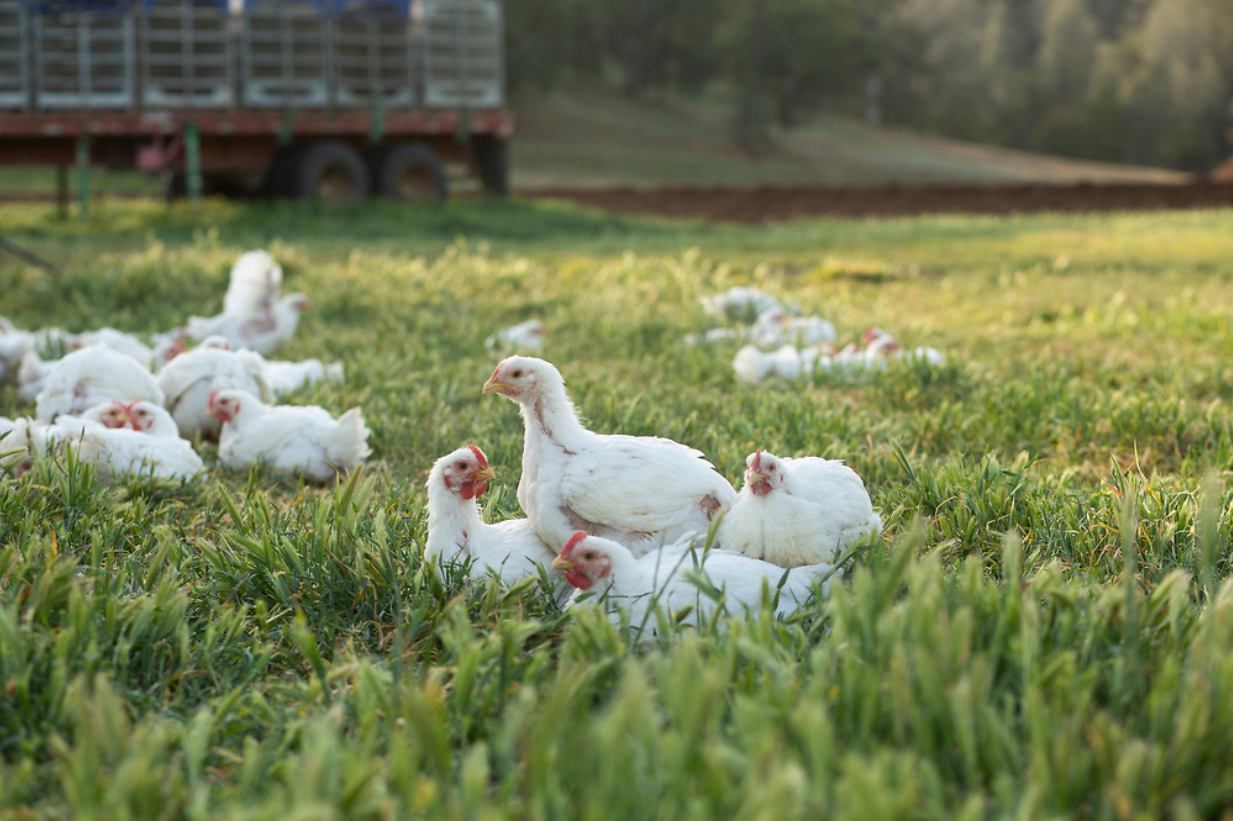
{"left": 370, "top": 142, "right": 449, "bottom": 203}
{"left": 474, "top": 135, "right": 508, "bottom": 196}
{"left": 292, "top": 142, "right": 370, "bottom": 203}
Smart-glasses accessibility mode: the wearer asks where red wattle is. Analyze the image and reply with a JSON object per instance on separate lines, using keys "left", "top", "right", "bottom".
{"left": 564, "top": 570, "right": 592, "bottom": 590}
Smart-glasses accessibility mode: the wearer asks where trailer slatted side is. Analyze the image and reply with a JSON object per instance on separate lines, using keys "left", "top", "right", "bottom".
{"left": 334, "top": 0, "right": 416, "bottom": 107}
{"left": 241, "top": 0, "right": 331, "bottom": 106}
{"left": 0, "top": 0, "right": 29, "bottom": 109}
{"left": 140, "top": 0, "right": 233, "bottom": 108}
{"left": 33, "top": 0, "right": 137, "bottom": 109}
{"left": 422, "top": 0, "right": 502, "bottom": 108}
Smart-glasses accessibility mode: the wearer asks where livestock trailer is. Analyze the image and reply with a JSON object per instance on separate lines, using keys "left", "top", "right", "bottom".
{"left": 0, "top": 0, "right": 512, "bottom": 201}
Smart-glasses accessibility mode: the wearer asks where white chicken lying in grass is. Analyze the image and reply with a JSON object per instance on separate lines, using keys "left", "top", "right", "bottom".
{"left": 157, "top": 338, "right": 273, "bottom": 440}
{"left": 3, "top": 410, "right": 203, "bottom": 482}
{"left": 551, "top": 531, "right": 840, "bottom": 635}
{"left": 59, "top": 399, "right": 182, "bottom": 437}
{"left": 188, "top": 293, "right": 310, "bottom": 357}
{"left": 425, "top": 445, "right": 568, "bottom": 602}
{"left": 261, "top": 357, "right": 345, "bottom": 398}
{"left": 207, "top": 389, "right": 371, "bottom": 484}
{"left": 483, "top": 356, "right": 737, "bottom": 558}
{"left": 35, "top": 346, "right": 166, "bottom": 423}
{"left": 716, "top": 450, "right": 881, "bottom": 567}
{"left": 485, "top": 319, "right": 546, "bottom": 352}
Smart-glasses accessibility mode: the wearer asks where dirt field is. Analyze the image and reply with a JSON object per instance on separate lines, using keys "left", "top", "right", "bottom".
{"left": 524, "top": 181, "right": 1233, "bottom": 223}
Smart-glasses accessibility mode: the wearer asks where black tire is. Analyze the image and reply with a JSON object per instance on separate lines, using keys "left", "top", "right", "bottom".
{"left": 369, "top": 142, "right": 449, "bottom": 203}
{"left": 291, "top": 141, "right": 370, "bottom": 203}
{"left": 264, "top": 147, "right": 303, "bottom": 199}
{"left": 473, "top": 135, "right": 508, "bottom": 196}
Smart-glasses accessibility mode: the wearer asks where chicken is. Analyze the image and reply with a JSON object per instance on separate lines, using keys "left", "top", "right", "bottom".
{"left": 222, "top": 250, "right": 283, "bottom": 318}
{"left": 700, "top": 287, "right": 783, "bottom": 323}
{"left": 551, "top": 531, "right": 839, "bottom": 635}
{"left": 733, "top": 344, "right": 805, "bottom": 385}
{"left": 425, "top": 445, "right": 567, "bottom": 601}
{"left": 751, "top": 309, "right": 837, "bottom": 348}
{"left": 157, "top": 341, "right": 273, "bottom": 439}
{"left": 207, "top": 389, "right": 371, "bottom": 483}
{"left": 485, "top": 319, "right": 546, "bottom": 352}
{"left": 68, "top": 422, "right": 205, "bottom": 483}
{"left": 187, "top": 293, "right": 310, "bottom": 356}
{"left": 0, "top": 417, "right": 66, "bottom": 477}
{"left": 716, "top": 450, "right": 881, "bottom": 567}
{"left": 261, "top": 357, "right": 345, "bottom": 398}
{"left": 861, "top": 327, "right": 945, "bottom": 366}
{"left": 59, "top": 399, "right": 182, "bottom": 437}
{"left": 34, "top": 346, "right": 165, "bottom": 423}
{"left": 483, "top": 356, "right": 737, "bottom": 557}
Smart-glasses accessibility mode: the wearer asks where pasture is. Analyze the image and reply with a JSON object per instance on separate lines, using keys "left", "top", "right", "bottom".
{"left": 2, "top": 197, "right": 1233, "bottom": 818}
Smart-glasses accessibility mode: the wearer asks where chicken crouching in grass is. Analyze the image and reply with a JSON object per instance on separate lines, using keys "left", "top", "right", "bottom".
{"left": 206, "top": 389, "right": 371, "bottom": 484}
{"left": 551, "top": 531, "right": 840, "bottom": 636}
{"left": 717, "top": 450, "right": 881, "bottom": 567}
{"left": 483, "top": 356, "right": 737, "bottom": 558}
{"left": 34, "top": 346, "right": 165, "bottom": 423}
{"left": 425, "top": 445, "right": 569, "bottom": 603}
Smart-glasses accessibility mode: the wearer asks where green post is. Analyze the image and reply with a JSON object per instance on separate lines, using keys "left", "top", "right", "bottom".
{"left": 186, "top": 123, "right": 202, "bottom": 203}
{"left": 75, "top": 136, "right": 90, "bottom": 220}
{"left": 55, "top": 165, "right": 69, "bottom": 220}
{"left": 369, "top": 92, "right": 385, "bottom": 145}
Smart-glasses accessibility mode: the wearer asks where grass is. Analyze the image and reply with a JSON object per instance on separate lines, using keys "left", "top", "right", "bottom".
{"left": 1, "top": 197, "right": 1233, "bottom": 818}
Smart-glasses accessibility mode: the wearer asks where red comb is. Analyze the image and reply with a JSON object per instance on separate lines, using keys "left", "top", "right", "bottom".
{"left": 207, "top": 390, "right": 220, "bottom": 407}
{"left": 563, "top": 531, "right": 588, "bottom": 553}
{"left": 752, "top": 450, "right": 763, "bottom": 469}
{"left": 467, "top": 445, "right": 489, "bottom": 468}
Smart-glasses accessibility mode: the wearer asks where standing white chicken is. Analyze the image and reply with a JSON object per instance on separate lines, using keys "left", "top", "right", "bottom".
{"left": 482, "top": 356, "right": 737, "bottom": 557}
{"left": 223, "top": 250, "right": 283, "bottom": 318}
{"left": 34, "top": 346, "right": 165, "bottom": 423}
{"left": 425, "top": 445, "right": 568, "bottom": 601}
{"left": 551, "top": 531, "right": 839, "bottom": 634}
{"left": 716, "top": 450, "right": 881, "bottom": 567}
{"left": 207, "top": 389, "right": 371, "bottom": 483}
{"left": 157, "top": 340, "right": 273, "bottom": 439}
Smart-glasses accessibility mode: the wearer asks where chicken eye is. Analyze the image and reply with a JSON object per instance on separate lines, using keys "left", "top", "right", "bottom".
{"left": 582, "top": 551, "right": 594, "bottom": 560}
{"left": 511, "top": 369, "right": 523, "bottom": 378}
{"left": 455, "top": 461, "right": 468, "bottom": 470}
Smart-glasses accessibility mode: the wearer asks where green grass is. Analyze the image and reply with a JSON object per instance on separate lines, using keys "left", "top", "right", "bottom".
{"left": 2, "top": 198, "right": 1233, "bottom": 818}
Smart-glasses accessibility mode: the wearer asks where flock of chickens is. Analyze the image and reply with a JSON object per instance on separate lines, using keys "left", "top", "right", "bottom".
{"left": 1, "top": 255, "right": 888, "bottom": 633}
{"left": 428, "top": 355, "right": 882, "bottom": 631}
{"left": 689, "top": 286, "right": 945, "bottom": 384}
{"left": 0, "top": 250, "right": 369, "bottom": 485}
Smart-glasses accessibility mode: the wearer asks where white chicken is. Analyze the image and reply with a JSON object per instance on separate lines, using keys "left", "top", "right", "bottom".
{"left": 34, "top": 346, "right": 165, "bottom": 423}
{"left": 67, "top": 422, "right": 205, "bottom": 483}
{"left": 700, "top": 287, "right": 783, "bottom": 323}
{"left": 260, "top": 357, "right": 345, "bottom": 398}
{"left": 862, "top": 327, "right": 945, "bottom": 366}
{"left": 59, "top": 399, "right": 183, "bottom": 437}
{"left": 716, "top": 450, "right": 881, "bottom": 567}
{"left": 485, "top": 319, "right": 546, "bottom": 352}
{"left": 551, "top": 531, "right": 839, "bottom": 635}
{"left": 751, "top": 309, "right": 837, "bottom": 349}
{"left": 207, "top": 389, "right": 371, "bottom": 483}
{"left": 223, "top": 249, "right": 283, "bottom": 318}
{"left": 425, "top": 445, "right": 568, "bottom": 601}
{"left": 187, "top": 293, "right": 310, "bottom": 357}
{"left": 733, "top": 344, "right": 805, "bottom": 385}
{"left": 483, "top": 356, "right": 737, "bottom": 557}
{"left": 157, "top": 340, "right": 273, "bottom": 440}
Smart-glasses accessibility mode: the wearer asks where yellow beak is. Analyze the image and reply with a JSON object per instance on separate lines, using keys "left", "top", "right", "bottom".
{"left": 204, "top": 406, "right": 217, "bottom": 417}
{"left": 482, "top": 376, "right": 510, "bottom": 395}
{"left": 550, "top": 556, "right": 575, "bottom": 571}
{"left": 747, "top": 470, "right": 768, "bottom": 484}
{"left": 474, "top": 466, "right": 496, "bottom": 481}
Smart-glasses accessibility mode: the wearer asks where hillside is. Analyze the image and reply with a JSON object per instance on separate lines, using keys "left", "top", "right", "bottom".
{"left": 510, "top": 84, "right": 1192, "bottom": 191}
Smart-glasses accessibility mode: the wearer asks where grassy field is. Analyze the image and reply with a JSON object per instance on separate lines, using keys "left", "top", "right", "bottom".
{"left": 2, "top": 197, "right": 1233, "bottom": 818}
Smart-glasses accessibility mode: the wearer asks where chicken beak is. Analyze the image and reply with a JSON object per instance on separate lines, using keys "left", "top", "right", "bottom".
{"left": 204, "top": 406, "right": 217, "bottom": 417}
{"left": 550, "top": 555, "right": 575, "bottom": 571}
{"left": 115, "top": 409, "right": 136, "bottom": 426}
{"left": 747, "top": 470, "right": 768, "bottom": 485}
{"left": 473, "top": 466, "right": 496, "bottom": 481}
{"left": 482, "top": 376, "right": 510, "bottom": 395}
